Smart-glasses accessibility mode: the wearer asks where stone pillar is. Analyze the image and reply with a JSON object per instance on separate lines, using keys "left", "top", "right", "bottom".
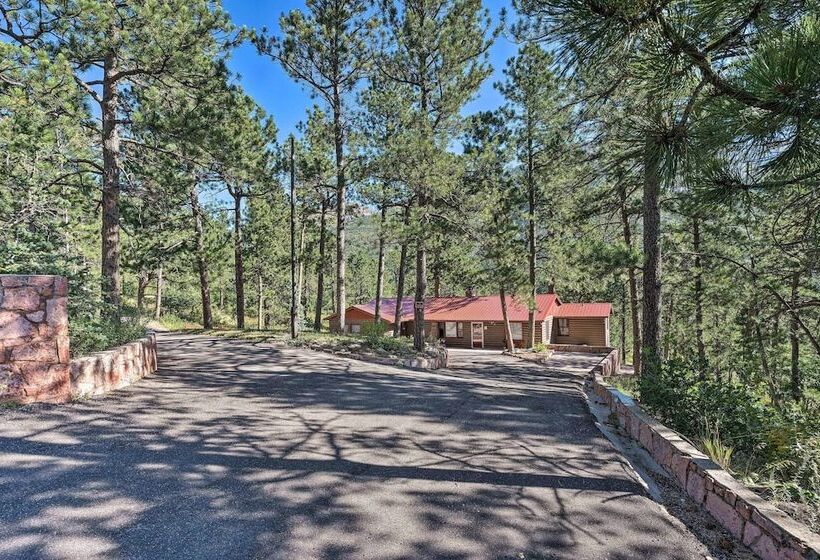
{"left": 0, "top": 275, "right": 70, "bottom": 403}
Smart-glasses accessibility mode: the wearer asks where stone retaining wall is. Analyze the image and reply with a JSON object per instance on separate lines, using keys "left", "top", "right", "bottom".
{"left": 70, "top": 333, "right": 158, "bottom": 398}
{"left": 591, "top": 348, "right": 620, "bottom": 377}
{"left": 545, "top": 343, "right": 613, "bottom": 354}
{"left": 315, "top": 345, "right": 448, "bottom": 371}
{"left": 0, "top": 275, "right": 70, "bottom": 403}
{"left": 590, "top": 373, "right": 820, "bottom": 560}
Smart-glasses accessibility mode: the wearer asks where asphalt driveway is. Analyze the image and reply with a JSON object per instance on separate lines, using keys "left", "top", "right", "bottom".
{"left": 0, "top": 334, "right": 712, "bottom": 559}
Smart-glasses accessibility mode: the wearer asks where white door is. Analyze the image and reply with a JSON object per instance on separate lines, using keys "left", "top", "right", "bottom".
{"left": 471, "top": 322, "right": 484, "bottom": 348}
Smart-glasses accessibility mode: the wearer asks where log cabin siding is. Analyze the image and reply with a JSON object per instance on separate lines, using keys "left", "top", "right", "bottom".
{"left": 403, "top": 320, "right": 543, "bottom": 349}
{"left": 551, "top": 317, "right": 608, "bottom": 346}
{"left": 329, "top": 307, "right": 393, "bottom": 334}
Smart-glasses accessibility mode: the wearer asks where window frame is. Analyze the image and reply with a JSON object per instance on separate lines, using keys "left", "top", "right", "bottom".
{"left": 558, "top": 318, "right": 570, "bottom": 336}
{"left": 445, "top": 321, "right": 458, "bottom": 338}
{"left": 350, "top": 323, "right": 362, "bottom": 334}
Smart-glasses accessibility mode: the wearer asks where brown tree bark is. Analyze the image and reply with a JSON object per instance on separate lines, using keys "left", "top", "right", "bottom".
{"left": 332, "top": 84, "right": 347, "bottom": 333}
{"left": 290, "top": 137, "right": 298, "bottom": 339}
{"left": 393, "top": 206, "right": 411, "bottom": 337}
{"left": 232, "top": 189, "right": 245, "bottom": 329}
{"left": 190, "top": 186, "right": 213, "bottom": 329}
{"left": 620, "top": 285, "right": 627, "bottom": 362}
{"left": 641, "top": 135, "right": 662, "bottom": 378}
{"left": 297, "top": 218, "right": 307, "bottom": 326}
{"left": 257, "top": 270, "right": 264, "bottom": 331}
{"left": 790, "top": 272, "right": 801, "bottom": 401}
{"left": 101, "top": 50, "right": 122, "bottom": 315}
{"left": 693, "top": 216, "right": 706, "bottom": 378}
{"left": 374, "top": 204, "right": 387, "bottom": 324}
{"left": 154, "top": 264, "right": 163, "bottom": 321}
{"left": 618, "top": 183, "right": 641, "bottom": 372}
{"left": 314, "top": 196, "right": 328, "bottom": 331}
{"left": 500, "top": 285, "right": 515, "bottom": 353}
{"left": 137, "top": 271, "right": 150, "bottom": 315}
{"left": 413, "top": 238, "right": 427, "bottom": 350}
{"left": 526, "top": 111, "right": 537, "bottom": 349}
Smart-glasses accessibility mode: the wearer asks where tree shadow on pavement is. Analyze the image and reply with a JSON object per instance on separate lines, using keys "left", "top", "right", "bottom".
{"left": 0, "top": 334, "right": 713, "bottom": 560}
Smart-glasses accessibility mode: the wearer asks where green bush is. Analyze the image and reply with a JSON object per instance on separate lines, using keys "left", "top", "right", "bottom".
{"left": 639, "top": 359, "right": 820, "bottom": 529}
{"left": 70, "top": 315, "right": 147, "bottom": 358}
{"left": 533, "top": 342, "right": 548, "bottom": 353}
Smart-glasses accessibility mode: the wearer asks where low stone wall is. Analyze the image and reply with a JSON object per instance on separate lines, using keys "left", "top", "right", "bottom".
{"left": 590, "top": 374, "right": 820, "bottom": 560}
{"left": 0, "top": 275, "right": 70, "bottom": 403}
{"left": 70, "top": 333, "right": 158, "bottom": 398}
{"left": 545, "top": 343, "right": 612, "bottom": 354}
{"left": 591, "top": 348, "right": 621, "bottom": 377}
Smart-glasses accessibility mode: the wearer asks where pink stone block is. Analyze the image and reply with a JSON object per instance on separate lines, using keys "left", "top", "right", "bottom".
{"left": 0, "top": 276, "right": 25, "bottom": 288}
{"left": 54, "top": 277, "right": 68, "bottom": 297}
{"left": 639, "top": 423, "right": 654, "bottom": 450}
{"left": 11, "top": 341, "right": 58, "bottom": 363}
{"left": 0, "top": 312, "right": 35, "bottom": 339}
{"left": 46, "top": 297, "right": 68, "bottom": 335}
{"left": 706, "top": 492, "right": 745, "bottom": 538}
{"left": 1, "top": 287, "right": 41, "bottom": 312}
{"left": 736, "top": 498, "right": 753, "bottom": 520}
{"left": 686, "top": 470, "right": 706, "bottom": 503}
{"left": 26, "top": 311, "right": 44, "bottom": 322}
{"left": 57, "top": 335, "right": 70, "bottom": 364}
{"left": 744, "top": 522, "right": 782, "bottom": 560}
{"left": 671, "top": 453, "right": 690, "bottom": 487}
{"left": 26, "top": 276, "right": 54, "bottom": 288}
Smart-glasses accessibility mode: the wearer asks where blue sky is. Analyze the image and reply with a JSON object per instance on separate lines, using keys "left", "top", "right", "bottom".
{"left": 221, "top": 0, "right": 519, "bottom": 140}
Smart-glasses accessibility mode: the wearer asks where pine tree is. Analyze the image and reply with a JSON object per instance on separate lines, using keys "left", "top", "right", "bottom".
{"left": 257, "top": 0, "right": 376, "bottom": 334}
{"left": 379, "top": 0, "right": 498, "bottom": 350}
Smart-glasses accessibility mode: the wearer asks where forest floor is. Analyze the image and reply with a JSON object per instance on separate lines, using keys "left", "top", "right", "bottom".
{"left": 0, "top": 333, "right": 748, "bottom": 559}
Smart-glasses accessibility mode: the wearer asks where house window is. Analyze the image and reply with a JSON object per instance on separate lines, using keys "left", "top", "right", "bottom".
{"left": 558, "top": 318, "right": 570, "bottom": 336}
{"left": 350, "top": 323, "right": 361, "bottom": 334}
{"left": 510, "top": 322, "right": 523, "bottom": 341}
{"left": 445, "top": 321, "right": 458, "bottom": 338}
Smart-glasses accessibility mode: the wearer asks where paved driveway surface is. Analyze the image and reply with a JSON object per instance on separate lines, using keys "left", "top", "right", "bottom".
{"left": 0, "top": 335, "right": 711, "bottom": 560}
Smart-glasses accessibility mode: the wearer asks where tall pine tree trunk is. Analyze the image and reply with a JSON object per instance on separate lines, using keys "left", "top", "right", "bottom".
{"left": 618, "top": 183, "right": 641, "bottom": 371}
{"left": 620, "top": 285, "right": 627, "bottom": 362}
{"left": 190, "top": 186, "right": 213, "bottom": 329}
{"left": 154, "top": 264, "right": 163, "bottom": 321}
{"left": 137, "top": 271, "right": 149, "bottom": 315}
{"left": 257, "top": 270, "right": 263, "bottom": 331}
{"left": 413, "top": 85, "right": 430, "bottom": 352}
{"left": 393, "top": 206, "right": 410, "bottom": 337}
{"left": 527, "top": 116, "right": 537, "bottom": 349}
{"left": 641, "top": 135, "right": 662, "bottom": 378}
{"left": 413, "top": 238, "right": 427, "bottom": 350}
{"left": 500, "top": 285, "right": 515, "bottom": 353}
{"left": 101, "top": 50, "right": 122, "bottom": 315}
{"left": 297, "top": 219, "right": 307, "bottom": 323}
{"left": 374, "top": 204, "right": 387, "bottom": 324}
{"left": 693, "top": 216, "right": 706, "bottom": 378}
{"left": 314, "top": 196, "right": 327, "bottom": 331}
{"left": 232, "top": 190, "right": 245, "bottom": 329}
{"left": 333, "top": 86, "right": 346, "bottom": 333}
{"left": 790, "top": 272, "right": 801, "bottom": 401}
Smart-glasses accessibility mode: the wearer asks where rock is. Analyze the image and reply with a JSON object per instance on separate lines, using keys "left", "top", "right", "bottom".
{"left": 0, "top": 312, "right": 35, "bottom": 339}
{"left": 1, "top": 287, "right": 41, "bottom": 312}
{"left": 11, "top": 341, "right": 58, "bottom": 363}
{"left": 46, "top": 297, "right": 68, "bottom": 335}
{"left": 26, "top": 311, "right": 44, "bottom": 322}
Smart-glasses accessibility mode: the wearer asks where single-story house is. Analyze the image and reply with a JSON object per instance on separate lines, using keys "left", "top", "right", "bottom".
{"left": 328, "top": 294, "right": 611, "bottom": 349}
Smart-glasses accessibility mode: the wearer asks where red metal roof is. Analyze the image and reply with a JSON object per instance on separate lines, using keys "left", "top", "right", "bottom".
{"left": 346, "top": 294, "right": 561, "bottom": 323}
{"left": 552, "top": 302, "right": 612, "bottom": 318}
